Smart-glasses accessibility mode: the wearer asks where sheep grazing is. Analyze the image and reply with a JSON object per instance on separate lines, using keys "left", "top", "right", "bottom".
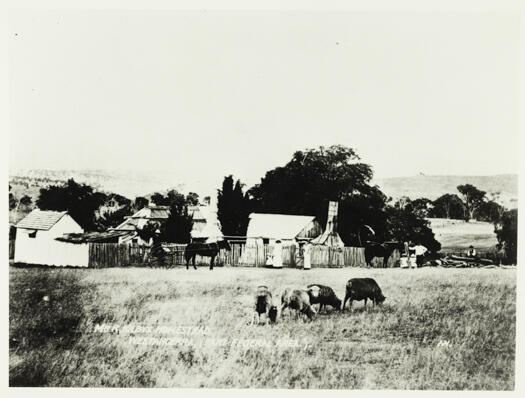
{"left": 306, "top": 284, "right": 342, "bottom": 312}
{"left": 281, "top": 288, "right": 316, "bottom": 320}
{"left": 253, "top": 285, "right": 278, "bottom": 325}
{"left": 343, "top": 278, "right": 386, "bottom": 311}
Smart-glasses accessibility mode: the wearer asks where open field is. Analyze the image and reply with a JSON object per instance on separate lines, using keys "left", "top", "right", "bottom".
{"left": 427, "top": 218, "right": 498, "bottom": 252}
{"left": 9, "top": 265, "right": 516, "bottom": 389}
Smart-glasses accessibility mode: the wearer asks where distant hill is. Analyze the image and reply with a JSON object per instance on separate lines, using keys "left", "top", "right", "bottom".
{"left": 373, "top": 174, "right": 517, "bottom": 209}
{"left": 9, "top": 169, "right": 186, "bottom": 202}
{"left": 10, "top": 170, "right": 518, "bottom": 211}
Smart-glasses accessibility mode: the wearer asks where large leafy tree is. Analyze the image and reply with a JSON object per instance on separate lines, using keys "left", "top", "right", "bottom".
{"left": 410, "top": 197, "right": 434, "bottom": 219}
{"left": 247, "top": 145, "right": 390, "bottom": 245}
{"left": 477, "top": 200, "right": 505, "bottom": 227}
{"left": 185, "top": 192, "right": 200, "bottom": 206}
{"left": 429, "top": 194, "right": 465, "bottom": 219}
{"left": 160, "top": 201, "right": 194, "bottom": 243}
{"left": 139, "top": 189, "right": 194, "bottom": 242}
{"left": 150, "top": 192, "right": 169, "bottom": 206}
{"left": 19, "top": 195, "right": 33, "bottom": 212}
{"left": 217, "top": 175, "right": 251, "bottom": 236}
{"left": 385, "top": 200, "right": 441, "bottom": 253}
{"left": 98, "top": 204, "right": 133, "bottom": 229}
{"left": 133, "top": 196, "right": 149, "bottom": 211}
{"left": 110, "top": 194, "right": 132, "bottom": 208}
{"left": 457, "top": 184, "right": 486, "bottom": 221}
{"left": 495, "top": 209, "right": 517, "bottom": 264}
{"left": 249, "top": 145, "right": 375, "bottom": 223}
{"left": 338, "top": 186, "right": 389, "bottom": 245}
{"left": 36, "top": 179, "right": 106, "bottom": 231}
{"left": 150, "top": 189, "right": 187, "bottom": 208}
{"left": 136, "top": 221, "right": 162, "bottom": 244}
{"left": 9, "top": 185, "right": 17, "bottom": 210}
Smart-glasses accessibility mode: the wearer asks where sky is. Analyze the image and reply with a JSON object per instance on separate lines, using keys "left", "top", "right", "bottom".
{"left": 8, "top": 8, "right": 519, "bottom": 190}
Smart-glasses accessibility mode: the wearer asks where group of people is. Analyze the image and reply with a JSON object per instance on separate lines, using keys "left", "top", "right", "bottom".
{"left": 399, "top": 241, "right": 428, "bottom": 269}
{"left": 268, "top": 240, "right": 436, "bottom": 269}
{"left": 400, "top": 242, "right": 479, "bottom": 268}
{"left": 265, "top": 239, "right": 313, "bottom": 270}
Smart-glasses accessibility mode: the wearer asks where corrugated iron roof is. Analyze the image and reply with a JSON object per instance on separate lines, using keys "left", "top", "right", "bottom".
{"left": 246, "top": 213, "right": 316, "bottom": 240}
{"left": 129, "top": 206, "right": 170, "bottom": 220}
{"left": 56, "top": 230, "right": 134, "bottom": 243}
{"left": 16, "top": 209, "right": 68, "bottom": 231}
{"left": 114, "top": 205, "right": 169, "bottom": 230}
{"left": 148, "top": 207, "right": 170, "bottom": 219}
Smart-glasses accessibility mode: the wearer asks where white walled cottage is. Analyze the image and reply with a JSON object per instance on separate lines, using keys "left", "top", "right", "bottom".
{"left": 14, "top": 209, "right": 89, "bottom": 267}
{"left": 245, "top": 213, "right": 322, "bottom": 246}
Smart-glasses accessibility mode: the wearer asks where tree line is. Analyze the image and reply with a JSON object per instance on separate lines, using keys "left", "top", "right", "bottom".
{"left": 10, "top": 145, "right": 517, "bottom": 262}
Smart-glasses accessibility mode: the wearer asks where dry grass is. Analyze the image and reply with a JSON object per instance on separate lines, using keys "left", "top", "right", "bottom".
{"left": 9, "top": 265, "right": 516, "bottom": 389}
{"left": 427, "top": 218, "right": 498, "bottom": 251}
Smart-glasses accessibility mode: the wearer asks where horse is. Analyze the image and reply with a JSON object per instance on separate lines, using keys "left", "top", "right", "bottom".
{"left": 364, "top": 241, "right": 403, "bottom": 268}
{"left": 184, "top": 240, "right": 232, "bottom": 270}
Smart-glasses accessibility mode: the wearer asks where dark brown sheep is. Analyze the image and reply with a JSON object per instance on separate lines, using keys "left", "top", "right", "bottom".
{"left": 343, "top": 278, "right": 386, "bottom": 311}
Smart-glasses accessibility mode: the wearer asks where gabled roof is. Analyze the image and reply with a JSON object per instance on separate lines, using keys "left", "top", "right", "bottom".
{"left": 16, "top": 209, "right": 68, "bottom": 231}
{"left": 113, "top": 205, "right": 169, "bottom": 230}
{"left": 246, "top": 213, "right": 316, "bottom": 240}
{"left": 114, "top": 218, "right": 141, "bottom": 231}
{"left": 129, "top": 206, "right": 170, "bottom": 220}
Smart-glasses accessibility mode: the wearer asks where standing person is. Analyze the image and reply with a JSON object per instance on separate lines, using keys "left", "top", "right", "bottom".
{"left": 412, "top": 242, "right": 428, "bottom": 267}
{"left": 408, "top": 242, "right": 417, "bottom": 269}
{"left": 495, "top": 243, "right": 504, "bottom": 265}
{"left": 292, "top": 239, "right": 300, "bottom": 267}
{"left": 466, "top": 245, "right": 477, "bottom": 258}
{"left": 403, "top": 241, "right": 411, "bottom": 268}
{"left": 273, "top": 240, "right": 283, "bottom": 268}
{"left": 303, "top": 241, "right": 312, "bottom": 270}
{"left": 150, "top": 230, "right": 166, "bottom": 267}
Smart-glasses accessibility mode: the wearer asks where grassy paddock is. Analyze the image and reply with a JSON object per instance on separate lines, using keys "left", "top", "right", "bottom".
{"left": 9, "top": 265, "right": 516, "bottom": 389}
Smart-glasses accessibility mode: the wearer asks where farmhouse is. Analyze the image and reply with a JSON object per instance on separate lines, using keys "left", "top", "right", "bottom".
{"left": 112, "top": 205, "right": 170, "bottom": 244}
{"left": 14, "top": 209, "right": 89, "bottom": 267}
{"left": 112, "top": 204, "right": 223, "bottom": 244}
{"left": 245, "top": 213, "right": 322, "bottom": 246}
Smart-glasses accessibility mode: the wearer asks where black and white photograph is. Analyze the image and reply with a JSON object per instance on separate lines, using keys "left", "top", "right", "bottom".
{"left": 4, "top": 0, "right": 521, "bottom": 392}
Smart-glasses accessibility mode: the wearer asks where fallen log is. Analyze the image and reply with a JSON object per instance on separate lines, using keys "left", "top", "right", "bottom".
{"left": 449, "top": 255, "right": 494, "bottom": 265}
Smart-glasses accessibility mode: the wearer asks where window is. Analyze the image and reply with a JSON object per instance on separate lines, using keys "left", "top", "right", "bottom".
{"left": 28, "top": 230, "right": 37, "bottom": 238}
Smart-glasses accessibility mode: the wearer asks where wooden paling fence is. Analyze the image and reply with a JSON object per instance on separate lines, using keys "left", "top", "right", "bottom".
{"left": 87, "top": 242, "right": 401, "bottom": 269}
{"left": 9, "top": 240, "right": 15, "bottom": 260}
